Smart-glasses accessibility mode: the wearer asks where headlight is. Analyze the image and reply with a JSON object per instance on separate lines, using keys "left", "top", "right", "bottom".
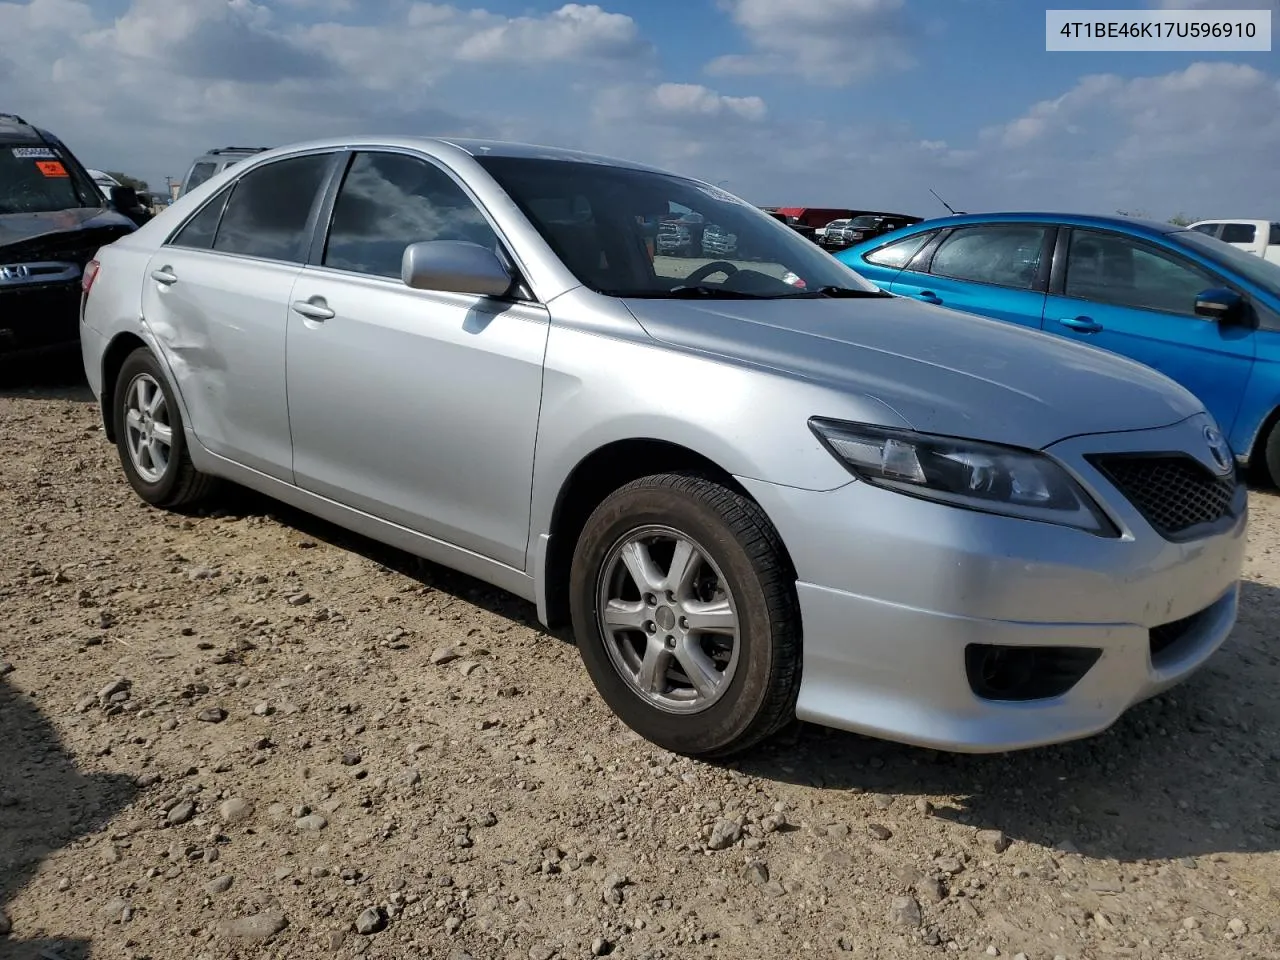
{"left": 809, "top": 419, "right": 1116, "bottom": 535}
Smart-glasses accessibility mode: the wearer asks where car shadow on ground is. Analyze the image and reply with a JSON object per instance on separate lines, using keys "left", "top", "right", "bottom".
{"left": 731, "top": 577, "right": 1280, "bottom": 864}
{"left": 0, "top": 677, "right": 139, "bottom": 959}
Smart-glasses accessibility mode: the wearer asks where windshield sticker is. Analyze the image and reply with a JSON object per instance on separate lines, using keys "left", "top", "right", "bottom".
{"left": 11, "top": 146, "right": 57, "bottom": 158}
{"left": 36, "top": 160, "right": 69, "bottom": 178}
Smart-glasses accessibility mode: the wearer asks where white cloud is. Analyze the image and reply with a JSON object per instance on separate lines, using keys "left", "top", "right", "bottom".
{"left": 706, "top": 0, "right": 915, "bottom": 86}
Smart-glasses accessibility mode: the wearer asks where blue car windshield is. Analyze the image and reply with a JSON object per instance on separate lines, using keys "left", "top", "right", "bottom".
{"left": 1173, "top": 229, "right": 1280, "bottom": 295}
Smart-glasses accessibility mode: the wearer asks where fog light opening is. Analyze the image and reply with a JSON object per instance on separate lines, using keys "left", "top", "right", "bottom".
{"left": 965, "top": 644, "right": 1102, "bottom": 702}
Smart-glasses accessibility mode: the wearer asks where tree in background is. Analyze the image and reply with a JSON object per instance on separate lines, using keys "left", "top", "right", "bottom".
{"left": 1115, "top": 209, "right": 1200, "bottom": 226}
{"left": 105, "top": 171, "right": 149, "bottom": 193}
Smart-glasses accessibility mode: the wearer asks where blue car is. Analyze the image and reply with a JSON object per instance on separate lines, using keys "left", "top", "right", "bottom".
{"left": 838, "top": 212, "right": 1280, "bottom": 483}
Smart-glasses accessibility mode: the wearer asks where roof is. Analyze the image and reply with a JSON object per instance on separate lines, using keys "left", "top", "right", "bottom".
{"left": 0, "top": 113, "right": 42, "bottom": 145}
{"left": 909, "top": 211, "right": 1184, "bottom": 236}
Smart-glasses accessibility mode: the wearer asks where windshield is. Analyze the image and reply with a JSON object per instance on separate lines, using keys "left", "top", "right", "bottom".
{"left": 847, "top": 216, "right": 880, "bottom": 229}
{"left": 475, "top": 156, "right": 876, "bottom": 299}
{"left": 1174, "top": 229, "right": 1280, "bottom": 294}
{"left": 0, "top": 143, "right": 102, "bottom": 214}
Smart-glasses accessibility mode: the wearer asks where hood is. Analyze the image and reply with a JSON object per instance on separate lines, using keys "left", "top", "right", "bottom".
{"left": 622, "top": 294, "right": 1203, "bottom": 450}
{"left": 0, "top": 207, "right": 135, "bottom": 253}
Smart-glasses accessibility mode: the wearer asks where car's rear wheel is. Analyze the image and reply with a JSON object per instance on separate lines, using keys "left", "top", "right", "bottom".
{"left": 569, "top": 472, "right": 801, "bottom": 757}
{"left": 113, "top": 347, "right": 216, "bottom": 509}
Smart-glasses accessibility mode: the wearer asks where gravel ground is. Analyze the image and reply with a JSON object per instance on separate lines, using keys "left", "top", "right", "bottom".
{"left": 2, "top": 360, "right": 1279, "bottom": 960}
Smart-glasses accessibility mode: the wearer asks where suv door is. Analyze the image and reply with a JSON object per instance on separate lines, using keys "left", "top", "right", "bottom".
{"left": 1042, "top": 227, "right": 1255, "bottom": 435}
{"left": 285, "top": 150, "right": 549, "bottom": 569}
{"left": 143, "top": 151, "right": 337, "bottom": 480}
{"left": 887, "top": 223, "right": 1053, "bottom": 328}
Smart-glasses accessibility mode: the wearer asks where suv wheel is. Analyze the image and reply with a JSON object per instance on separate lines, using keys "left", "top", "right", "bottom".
{"left": 113, "top": 347, "right": 217, "bottom": 509}
{"left": 569, "top": 472, "right": 801, "bottom": 757}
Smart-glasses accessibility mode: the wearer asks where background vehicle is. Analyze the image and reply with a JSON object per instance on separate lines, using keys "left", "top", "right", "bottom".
{"left": 87, "top": 168, "right": 119, "bottom": 201}
{"left": 840, "top": 212, "right": 1280, "bottom": 483}
{"left": 820, "top": 214, "right": 917, "bottom": 251}
{"left": 0, "top": 112, "right": 136, "bottom": 358}
{"left": 1188, "top": 219, "right": 1280, "bottom": 263}
{"left": 81, "top": 138, "right": 1243, "bottom": 760}
{"left": 815, "top": 219, "right": 851, "bottom": 243}
{"left": 700, "top": 223, "right": 737, "bottom": 257}
{"left": 178, "top": 146, "right": 270, "bottom": 196}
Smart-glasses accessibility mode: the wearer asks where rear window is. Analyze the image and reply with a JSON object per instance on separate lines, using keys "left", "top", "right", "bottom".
{"left": 0, "top": 144, "right": 100, "bottom": 214}
{"left": 184, "top": 162, "right": 217, "bottom": 193}
{"left": 1220, "top": 222, "right": 1257, "bottom": 244}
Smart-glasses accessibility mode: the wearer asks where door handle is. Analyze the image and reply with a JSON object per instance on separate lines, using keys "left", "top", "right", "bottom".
{"left": 1058, "top": 316, "right": 1103, "bottom": 334}
{"left": 291, "top": 299, "right": 335, "bottom": 321}
{"left": 916, "top": 291, "right": 942, "bottom": 304}
{"left": 150, "top": 268, "right": 177, "bottom": 286}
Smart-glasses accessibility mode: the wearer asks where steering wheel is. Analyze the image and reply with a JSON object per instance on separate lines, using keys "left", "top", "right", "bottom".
{"left": 683, "top": 261, "right": 739, "bottom": 285}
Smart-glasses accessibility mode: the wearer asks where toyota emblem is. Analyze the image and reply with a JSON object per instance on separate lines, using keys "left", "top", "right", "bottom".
{"left": 1204, "top": 425, "right": 1232, "bottom": 474}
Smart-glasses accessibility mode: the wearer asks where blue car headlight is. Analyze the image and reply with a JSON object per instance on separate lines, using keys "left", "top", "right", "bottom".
{"left": 809, "top": 418, "right": 1116, "bottom": 535}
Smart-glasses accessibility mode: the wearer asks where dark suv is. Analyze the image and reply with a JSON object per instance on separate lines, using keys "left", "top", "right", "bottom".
{"left": 0, "top": 113, "right": 137, "bottom": 359}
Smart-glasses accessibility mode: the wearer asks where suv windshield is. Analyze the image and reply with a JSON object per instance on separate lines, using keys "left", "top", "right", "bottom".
{"left": 475, "top": 156, "right": 876, "bottom": 298}
{"left": 0, "top": 144, "right": 101, "bottom": 214}
{"left": 847, "top": 216, "right": 880, "bottom": 229}
{"left": 1174, "top": 229, "right": 1280, "bottom": 294}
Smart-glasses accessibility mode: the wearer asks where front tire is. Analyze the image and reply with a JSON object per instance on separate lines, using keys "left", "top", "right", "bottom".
{"left": 569, "top": 472, "right": 801, "bottom": 757}
{"left": 112, "top": 347, "right": 216, "bottom": 509}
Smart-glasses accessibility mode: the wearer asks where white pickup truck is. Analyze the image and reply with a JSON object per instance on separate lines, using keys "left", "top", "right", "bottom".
{"left": 1188, "top": 219, "right": 1280, "bottom": 263}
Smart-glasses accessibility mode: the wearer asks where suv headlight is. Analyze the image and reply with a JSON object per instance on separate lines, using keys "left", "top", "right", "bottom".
{"left": 809, "top": 419, "right": 1116, "bottom": 535}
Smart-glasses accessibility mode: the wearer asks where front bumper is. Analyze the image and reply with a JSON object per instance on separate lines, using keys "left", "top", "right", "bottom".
{"left": 0, "top": 281, "right": 82, "bottom": 356}
{"left": 738, "top": 414, "right": 1248, "bottom": 753}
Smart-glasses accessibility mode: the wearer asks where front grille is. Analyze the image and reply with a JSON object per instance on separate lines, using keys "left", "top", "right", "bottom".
{"left": 1089, "top": 454, "right": 1238, "bottom": 541}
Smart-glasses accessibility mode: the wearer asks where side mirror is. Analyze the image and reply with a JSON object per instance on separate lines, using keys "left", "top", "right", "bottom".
{"left": 1194, "top": 287, "right": 1245, "bottom": 324}
{"left": 109, "top": 184, "right": 139, "bottom": 211}
{"left": 401, "top": 240, "right": 513, "bottom": 298}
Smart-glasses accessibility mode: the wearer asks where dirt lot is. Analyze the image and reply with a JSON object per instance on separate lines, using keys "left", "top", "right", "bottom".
{"left": 2, "top": 361, "right": 1279, "bottom": 960}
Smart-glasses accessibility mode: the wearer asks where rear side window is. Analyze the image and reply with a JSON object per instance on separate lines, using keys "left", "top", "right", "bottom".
{"left": 1270, "top": 223, "right": 1280, "bottom": 246}
{"left": 928, "top": 224, "right": 1049, "bottom": 289}
{"left": 1220, "top": 223, "right": 1257, "bottom": 244}
{"left": 864, "top": 232, "right": 934, "bottom": 268}
{"left": 1190, "top": 223, "right": 1220, "bottom": 236}
{"left": 184, "top": 162, "right": 216, "bottom": 193}
{"left": 212, "top": 154, "right": 333, "bottom": 263}
{"left": 169, "top": 185, "right": 232, "bottom": 250}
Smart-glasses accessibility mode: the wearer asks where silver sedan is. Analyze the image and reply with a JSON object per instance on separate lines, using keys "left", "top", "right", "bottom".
{"left": 79, "top": 137, "right": 1246, "bottom": 757}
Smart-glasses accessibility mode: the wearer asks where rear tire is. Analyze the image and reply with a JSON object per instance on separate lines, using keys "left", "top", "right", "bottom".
{"left": 112, "top": 347, "right": 217, "bottom": 509}
{"left": 569, "top": 472, "right": 801, "bottom": 758}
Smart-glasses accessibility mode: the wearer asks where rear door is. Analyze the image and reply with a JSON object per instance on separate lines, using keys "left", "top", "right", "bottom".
{"left": 887, "top": 222, "right": 1054, "bottom": 328}
{"left": 1042, "top": 227, "right": 1255, "bottom": 435}
{"left": 142, "top": 151, "right": 338, "bottom": 480}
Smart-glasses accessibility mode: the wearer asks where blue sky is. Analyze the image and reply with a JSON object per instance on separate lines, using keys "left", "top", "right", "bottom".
{"left": 3, "top": 0, "right": 1277, "bottom": 218}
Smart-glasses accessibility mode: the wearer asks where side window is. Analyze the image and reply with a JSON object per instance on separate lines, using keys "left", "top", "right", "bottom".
{"left": 928, "top": 225, "right": 1048, "bottom": 289}
{"left": 169, "top": 185, "right": 232, "bottom": 250}
{"left": 212, "top": 153, "right": 333, "bottom": 263}
{"left": 184, "top": 162, "right": 216, "bottom": 192}
{"left": 324, "top": 151, "right": 499, "bottom": 280}
{"left": 1064, "top": 229, "right": 1218, "bottom": 316}
{"left": 1191, "top": 223, "right": 1221, "bottom": 237}
{"left": 1220, "top": 222, "right": 1257, "bottom": 244}
{"left": 1271, "top": 223, "right": 1280, "bottom": 246}
{"left": 864, "top": 231, "right": 934, "bottom": 268}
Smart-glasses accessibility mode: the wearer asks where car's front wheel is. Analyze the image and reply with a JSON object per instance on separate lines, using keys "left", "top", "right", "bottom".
{"left": 569, "top": 472, "right": 801, "bottom": 757}
{"left": 112, "top": 347, "right": 216, "bottom": 509}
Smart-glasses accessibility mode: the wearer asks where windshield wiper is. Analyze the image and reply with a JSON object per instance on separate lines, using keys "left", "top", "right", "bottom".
{"left": 622, "top": 285, "right": 771, "bottom": 299}
{"left": 789, "top": 285, "right": 893, "bottom": 299}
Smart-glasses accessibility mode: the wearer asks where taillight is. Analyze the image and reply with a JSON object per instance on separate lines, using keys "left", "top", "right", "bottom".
{"left": 82, "top": 258, "right": 100, "bottom": 295}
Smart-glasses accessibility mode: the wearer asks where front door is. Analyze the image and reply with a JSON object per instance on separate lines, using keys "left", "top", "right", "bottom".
{"left": 285, "top": 150, "right": 549, "bottom": 569}
{"left": 888, "top": 223, "right": 1052, "bottom": 329}
{"left": 141, "top": 151, "right": 336, "bottom": 480}
{"left": 1043, "top": 227, "right": 1256, "bottom": 436}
